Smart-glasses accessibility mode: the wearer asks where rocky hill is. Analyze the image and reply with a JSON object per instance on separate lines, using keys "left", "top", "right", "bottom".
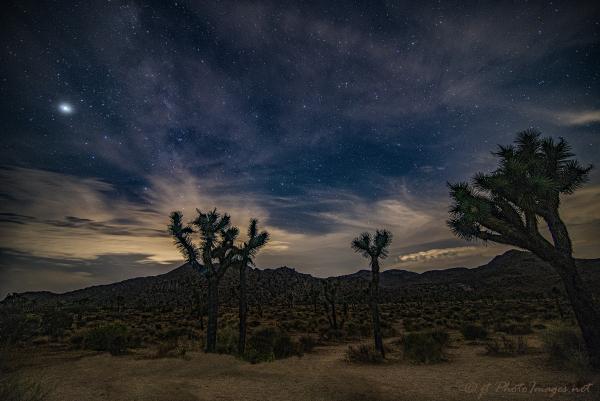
{"left": 3, "top": 250, "right": 599, "bottom": 309}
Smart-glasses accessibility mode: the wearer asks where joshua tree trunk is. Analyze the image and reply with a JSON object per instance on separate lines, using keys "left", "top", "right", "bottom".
{"left": 370, "top": 259, "right": 385, "bottom": 358}
{"left": 238, "top": 259, "right": 248, "bottom": 355}
{"left": 543, "top": 211, "right": 600, "bottom": 369}
{"left": 206, "top": 276, "right": 219, "bottom": 353}
{"left": 551, "top": 257, "right": 600, "bottom": 369}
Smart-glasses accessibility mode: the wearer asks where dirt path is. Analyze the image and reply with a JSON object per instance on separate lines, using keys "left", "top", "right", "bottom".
{"left": 17, "top": 343, "right": 600, "bottom": 401}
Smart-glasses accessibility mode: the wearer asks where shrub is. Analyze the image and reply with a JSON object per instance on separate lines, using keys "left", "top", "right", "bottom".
{"left": 0, "top": 375, "right": 48, "bottom": 401}
{"left": 160, "top": 327, "right": 194, "bottom": 341}
{"left": 343, "top": 321, "right": 361, "bottom": 338}
{"left": 70, "top": 333, "right": 84, "bottom": 347}
{"left": 244, "top": 327, "right": 301, "bottom": 364}
{"left": 496, "top": 321, "right": 532, "bottom": 335}
{"left": 0, "top": 312, "right": 39, "bottom": 345}
{"left": 272, "top": 330, "right": 298, "bottom": 359}
{"left": 542, "top": 326, "right": 589, "bottom": 370}
{"left": 380, "top": 320, "right": 397, "bottom": 337}
{"left": 460, "top": 324, "right": 488, "bottom": 341}
{"left": 403, "top": 329, "right": 449, "bottom": 364}
{"left": 298, "top": 335, "right": 317, "bottom": 353}
{"left": 345, "top": 344, "right": 383, "bottom": 364}
{"left": 485, "top": 335, "right": 528, "bottom": 356}
{"left": 320, "top": 328, "right": 346, "bottom": 341}
{"left": 216, "top": 327, "right": 238, "bottom": 355}
{"left": 155, "top": 340, "right": 187, "bottom": 358}
{"left": 40, "top": 309, "right": 73, "bottom": 339}
{"left": 83, "top": 324, "right": 131, "bottom": 355}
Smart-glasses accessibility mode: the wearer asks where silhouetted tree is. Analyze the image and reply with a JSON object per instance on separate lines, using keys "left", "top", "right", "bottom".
{"left": 168, "top": 208, "right": 239, "bottom": 353}
{"left": 236, "top": 218, "right": 269, "bottom": 355}
{"left": 448, "top": 129, "right": 600, "bottom": 368}
{"left": 322, "top": 279, "right": 345, "bottom": 331}
{"left": 351, "top": 229, "right": 393, "bottom": 358}
{"left": 308, "top": 283, "right": 320, "bottom": 313}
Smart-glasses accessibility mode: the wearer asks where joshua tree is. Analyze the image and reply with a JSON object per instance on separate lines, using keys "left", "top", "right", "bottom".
{"left": 351, "top": 229, "right": 393, "bottom": 358}
{"left": 308, "top": 283, "right": 320, "bottom": 313}
{"left": 322, "top": 279, "right": 346, "bottom": 331}
{"left": 168, "top": 208, "right": 239, "bottom": 353}
{"left": 448, "top": 129, "right": 600, "bottom": 368}
{"left": 236, "top": 218, "right": 269, "bottom": 355}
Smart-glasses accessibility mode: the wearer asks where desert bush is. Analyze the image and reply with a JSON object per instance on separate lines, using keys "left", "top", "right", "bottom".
{"left": 40, "top": 309, "right": 73, "bottom": 339}
{"left": 380, "top": 320, "right": 397, "bottom": 337}
{"left": 155, "top": 340, "right": 187, "bottom": 358}
{"left": 0, "top": 312, "right": 39, "bottom": 345}
{"left": 542, "top": 326, "right": 589, "bottom": 370}
{"left": 319, "top": 327, "right": 346, "bottom": 341}
{"left": 460, "top": 324, "right": 488, "bottom": 341}
{"left": 160, "top": 327, "right": 195, "bottom": 341}
{"left": 298, "top": 335, "right": 317, "bottom": 353}
{"left": 402, "top": 329, "right": 449, "bottom": 364}
{"left": 83, "top": 323, "right": 132, "bottom": 355}
{"left": 495, "top": 321, "right": 532, "bottom": 335}
{"left": 343, "top": 321, "right": 362, "bottom": 338}
{"left": 485, "top": 335, "right": 528, "bottom": 356}
{"left": 345, "top": 343, "right": 383, "bottom": 364}
{"left": 244, "top": 327, "right": 301, "bottom": 364}
{"left": 69, "top": 333, "right": 84, "bottom": 347}
{"left": 272, "top": 330, "right": 298, "bottom": 359}
{"left": 216, "top": 327, "right": 238, "bottom": 354}
{"left": 0, "top": 375, "right": 48, "bottom": 401}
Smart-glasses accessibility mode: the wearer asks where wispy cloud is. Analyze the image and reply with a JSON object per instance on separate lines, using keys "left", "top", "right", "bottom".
{"left": 2, "top": 166, "right": 599, "bottom": 297}
{"left": 557, "top": 110, "right": 600, "bottom": 126}
{"left": 397, "top": 246, "right": 478, "bottom": 263}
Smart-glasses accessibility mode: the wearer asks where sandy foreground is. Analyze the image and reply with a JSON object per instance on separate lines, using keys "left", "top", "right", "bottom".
{"left": 11, "top": 341, "right": 600, "bottom": 401}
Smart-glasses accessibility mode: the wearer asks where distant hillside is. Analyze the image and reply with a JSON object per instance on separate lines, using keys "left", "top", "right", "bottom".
{"left": 3, "top": 250, "right": 600, "bottom": 308}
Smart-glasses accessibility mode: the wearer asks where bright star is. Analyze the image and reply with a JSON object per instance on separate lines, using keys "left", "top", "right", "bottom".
{"left": 58, "top": 102, "right": 74, "bottom": 114}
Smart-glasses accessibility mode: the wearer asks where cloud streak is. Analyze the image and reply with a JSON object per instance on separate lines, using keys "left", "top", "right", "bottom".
{"left": 557, "top": 110, "right": 600, "bottom": 126}
{"left": 1, "top": 1, "right": 600, "bottom": 297}
{"left": 1, "top": 166, "right": 599, "bottom": 297}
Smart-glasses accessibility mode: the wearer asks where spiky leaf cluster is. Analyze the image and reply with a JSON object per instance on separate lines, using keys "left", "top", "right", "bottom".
{"left": 168, "top": 208, "right": 240, "bottom": 277}
{"left": 448, "top": 129, "right": 591, "bottom": 252}
{"left": 238, "top": 218, "right": 270, "bottom": 266}
{"left": 351, "top": 229, "right": 393, "bottom": 259}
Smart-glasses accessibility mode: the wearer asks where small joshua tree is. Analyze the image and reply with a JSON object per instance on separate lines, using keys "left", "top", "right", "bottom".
{"left": 308, "top": 283, "right": 320, "bottom": 313}
{"left": 351, "top": 229, "right": 393, "bottom": 358}
{"left": 448, "top": 130, "right": 600, "bottom": 368}
{"left": 236, "top": 219, "right": 269, "bottom": 355}
{"left": 322, "top": 279, "right": 345, "bottom": 331}
{"left": 168, "top": 208, "right": 239, "bottom": 353}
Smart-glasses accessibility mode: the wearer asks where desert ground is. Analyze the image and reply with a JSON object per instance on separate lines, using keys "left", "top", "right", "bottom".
{"left": 3, "top": 253, "right": 599, "bottom": 401}
{"left": 4, "top": 333, "right": 598, "bottom": 401}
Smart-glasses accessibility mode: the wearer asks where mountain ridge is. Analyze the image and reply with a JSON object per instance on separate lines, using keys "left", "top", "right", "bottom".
{"left": 3, "top": 249, "right": 599, "bottom": 307}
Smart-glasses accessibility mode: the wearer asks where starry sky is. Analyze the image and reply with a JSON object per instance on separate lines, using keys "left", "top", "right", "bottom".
{"left": 1, "top": 0, "right": 600, "bottom": 298}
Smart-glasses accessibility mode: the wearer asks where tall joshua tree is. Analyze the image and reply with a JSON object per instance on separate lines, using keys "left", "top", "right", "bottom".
{"left": 351, "top": 229, "right": 393, "bottom": 358}
{"left": 448, "top": 129, "right": 600, "bottom": 369}
{"left": 236, "top": 218, "right": 269, "bottom": 355}
{"left": 168, "top": 208, "right": 239, "bottom": 353}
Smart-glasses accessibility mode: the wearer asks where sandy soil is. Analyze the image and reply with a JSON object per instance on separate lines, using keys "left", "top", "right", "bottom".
{"left": 13, "top": 342, "right": 600, "bottom": 401}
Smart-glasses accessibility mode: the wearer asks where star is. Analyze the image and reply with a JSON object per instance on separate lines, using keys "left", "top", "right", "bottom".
{"left": 58, "top": 102, "right": 74, "bottom": 115}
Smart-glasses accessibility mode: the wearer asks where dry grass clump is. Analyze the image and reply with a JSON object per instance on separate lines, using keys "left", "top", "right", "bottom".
{"left": 345, "top": 343, "right": 383, "bottom": 364}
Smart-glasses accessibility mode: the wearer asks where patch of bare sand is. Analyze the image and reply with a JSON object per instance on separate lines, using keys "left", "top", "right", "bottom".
{"left": 17, "top": 343, "right": 600, "bottom": 401}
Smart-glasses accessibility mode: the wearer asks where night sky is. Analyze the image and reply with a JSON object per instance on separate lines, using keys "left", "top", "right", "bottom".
{"left": 1, "top": 1, "right": 600, "bottom": 298}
